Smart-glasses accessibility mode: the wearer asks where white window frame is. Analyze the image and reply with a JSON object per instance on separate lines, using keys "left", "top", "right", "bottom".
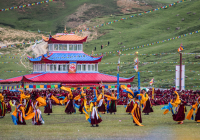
{"left": 46, "top": 64, "right": 50, "bottom": 71}
{"left": 77, "top": 64, "right": 82, "bottom": 71}
{"left": 49, "top": 44, "right": 82, "bottom": 51}
{"left": 48, "top": 44, "right": 53, "bottom": 51}
{"left": 78, "top": 44, "right": 82, "bottom": 51}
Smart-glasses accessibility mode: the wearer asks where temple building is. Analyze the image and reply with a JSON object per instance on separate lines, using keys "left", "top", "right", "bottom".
{"left": 0, "top": 33, "right": 134, "bottom": 90}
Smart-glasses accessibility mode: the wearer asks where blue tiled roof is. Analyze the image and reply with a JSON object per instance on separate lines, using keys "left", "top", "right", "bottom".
{"left": 28, "top": 53, "right": 102, "bottom": 62}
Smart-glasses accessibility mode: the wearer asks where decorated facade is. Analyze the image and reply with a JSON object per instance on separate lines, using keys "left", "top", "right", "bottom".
{"left": 0, "top": 33, "right": 134, "bottom": 90}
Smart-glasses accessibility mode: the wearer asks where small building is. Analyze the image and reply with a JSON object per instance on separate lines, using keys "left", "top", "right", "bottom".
{"left": 0, "top": 33, "right": 134, "bottom": 90}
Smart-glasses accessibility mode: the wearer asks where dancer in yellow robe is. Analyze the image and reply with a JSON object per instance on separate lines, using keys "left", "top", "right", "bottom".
{"left": 83, "top": 89, "right": 102, "bottom": 127}
{"left": 26, "top": 93, "right": 46, "bottom": 125}
{"left": 162, "top": 91, "right": 186, "bottom": 124}
{"left": 186, "top": 92, "right": 200, "bottom": 122}
{"left": 11, "top": 99, "right": 35, "bottom": 125}
{"left": 0, "top": 93, "right": 6, "bottom": 118}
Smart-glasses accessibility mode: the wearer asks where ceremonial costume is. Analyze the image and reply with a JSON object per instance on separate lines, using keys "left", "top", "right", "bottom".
{"left": 0, "top": 94, "right": 6, "bottom": 118}
{"left": 19, "top": 90, "right": 31, "bottom": 114}
{"left": 126, "top": 93, "right": 134, "bottom": 113}
{"left": 162, "top": 91, "right": 186, "bottom": 124}
{"left": 131, "top": 97, "right": 143, "bottom": 126}
{"left": 121, "top": 85, "right": 143, "bottom": 126}
{"left": 97, "top": 88, "right": 106, "bottom": 113}
{"left": 139, "top": 88, "right": 153, "bottom": 115}
{"left": 83, "top": 89, "right": 102, "bottom": 127}
{"left": 61, "top": 87, "right": 75, "bottom": 114}
{"left": 26, "top": 94, "right": 46, "bottom": 125}
{"left": 11, "top": 100, "right": 35, "bottom": 125}
{"left": 44, "top": 91, "right": 59, "bottom": 115}
{"left": 186, "top": 94, "right": 200, "bottom": 122}
{"left": 105, "top": 91, "right": 117, "bottom": 114}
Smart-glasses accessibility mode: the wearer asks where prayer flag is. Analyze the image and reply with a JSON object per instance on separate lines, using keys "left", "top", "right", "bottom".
{"left": 149, "top": 78, "right": 154, "bottom": 85}
{"left": 178, "top": 43, "right": 184, "bottom": 52}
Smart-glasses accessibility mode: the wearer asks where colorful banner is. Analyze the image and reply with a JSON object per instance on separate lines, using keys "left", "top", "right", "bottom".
{"left": 0, "top": 0, "right": 55, "bottom": 12}
{"left": 0, "top": 40, "right": 42, "bottom": 49}
{"left": 99, "top": 69, "right": 200, "bottom": 74}
{"left": 68, "top": 62, "right": 77, "bottom": 73}
{"left": 99, "top": 61, "right": 200, "bottom": 65}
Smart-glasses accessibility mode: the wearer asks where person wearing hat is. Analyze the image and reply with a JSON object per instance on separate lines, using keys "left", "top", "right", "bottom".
{"left": 83, "top": 89, "right": 102, "bottom": 127}
{"left": 186, "top": 92, "right": 200, "bottom": 123}
{"left": 44, "top": 90, "right": 60, "bottom": 115}
{"left": 139, "top": 88, "right": 153, "bottom": 115}
{"left": 131, "top": 91, "right": 143, "bottom": 126}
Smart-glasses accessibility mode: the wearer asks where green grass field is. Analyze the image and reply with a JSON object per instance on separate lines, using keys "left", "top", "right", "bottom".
{"left": 0, "top": 105, "right": 199, "bottom": 140}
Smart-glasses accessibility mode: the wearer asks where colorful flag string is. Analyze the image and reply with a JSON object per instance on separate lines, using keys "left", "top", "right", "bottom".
{"left": 0, "top": 0, "right": 55, "bottom": 12}
{"left": 90, "top": 30, "right": 200, "bottom": 56}
{"left": 99, "top": 69, "right": 200, "bottom": 74}
{"left": 99, "top": 62, "right": 200, "bottom": 65}
{"left": 69, "top": 0, "right": 188, "bottom": 34}
{"left": 0, "top": 40, "right": 43, "bottom": 49}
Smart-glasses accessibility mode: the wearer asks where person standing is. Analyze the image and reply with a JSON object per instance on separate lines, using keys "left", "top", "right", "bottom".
{"left": 94, "top": 46, "right": 96, "bottom": 51}
{"left": 101, "top": 45, "right": 103, "bottom": 49}
{"left": 139, "top": 88, "right": 153, "bottom": 115}
{"left": 186, "top": 92, "right": 200, "bottom": 122}
{"left": 83, "top": 89, "right": 102, "bottom": 127}
{"left": 104, "top": 90, "right": 117, "bottom": 114}
{"left": 44, "top": 90, "right": 60, "bottom": 115}
{"left": 131, "top": 91, "right": 143, "bottom": 126}
{"left": 162, "top": 91, "right": 186, "bottom": 124}
{"left": 108, "top": 41, "right": 110, "bottom": 46}
{"left": 0, "top": 93, "right": 6, "bottom": 118}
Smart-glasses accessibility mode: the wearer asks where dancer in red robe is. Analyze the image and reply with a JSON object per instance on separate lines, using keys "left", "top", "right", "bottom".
{"left": 44, "top": 90, "right": 59, "bottom": 115}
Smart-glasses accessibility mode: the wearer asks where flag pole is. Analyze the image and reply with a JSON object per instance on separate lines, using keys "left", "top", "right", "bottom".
{"left": 117, "top": 51, "right": 120, "bottom": 99}
{"left": 179, "top": 52, "right": 182, "bottom": 91}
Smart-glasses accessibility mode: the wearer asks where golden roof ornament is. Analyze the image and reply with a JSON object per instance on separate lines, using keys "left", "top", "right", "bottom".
{"left": 64, "top": 26, "right": 67, "bottom": 33}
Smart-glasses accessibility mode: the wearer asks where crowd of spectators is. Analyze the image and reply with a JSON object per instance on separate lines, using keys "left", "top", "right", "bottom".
{"left": 1, "top": 87, "right": 199, "bottom": 106}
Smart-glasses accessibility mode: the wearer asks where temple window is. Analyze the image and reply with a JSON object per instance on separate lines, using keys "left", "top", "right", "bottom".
{"left": 95, "top": 64, "right": 98, "bottom": 71}
{"left": 46, "top": 64, "right": 50, "bottom": 71}
{"left": 48, "top": 44, "right": 83, "bottom": 51}
{"left": 59, "top": 44, "right": 63, "bottom": 50}
{"left": 69, "top": 44, "right": 73, "bottom": 51}
{"left": 82, "top": 64, "right": 86, "bottom": 71}
{"left": 58, "top": 64, "right": 68, "bottom": 72}
{"left": 88, "top": 65, "right": 91, "bottom": 71}
{"left": 92, "top": 65, "right": 95, "bottom": 71}
{"left": 78, "top": 44, "right": 82, "bottom": 51}
{"left": 63, "top": 44, "right": 67, "bottom": 50}
{"left": 50, "top": 64, "right": 57, "bottom": 71}
{"left": 48, "top": 44, "right": 53, "bottom": 51}
{"left": 54, "top": 44, "right": 59, "bottom": 50}
{"left": 74, "top": 44, "right": 77, "bottom": 50}
{"left": 77, "top": 65, "right": 81, "bottom": 71}
{"left": 42, "top": 64, "right": 46, "bottom": 71}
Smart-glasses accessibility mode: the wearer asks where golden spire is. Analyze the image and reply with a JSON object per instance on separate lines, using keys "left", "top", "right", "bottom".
{"left": 64, "top": 26, "right": 67, "bottom": 33}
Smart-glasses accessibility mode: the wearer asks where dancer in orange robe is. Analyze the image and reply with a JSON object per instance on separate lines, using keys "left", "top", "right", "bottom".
{"left": 186, "top": 92, "right": 200, "bottom": 122}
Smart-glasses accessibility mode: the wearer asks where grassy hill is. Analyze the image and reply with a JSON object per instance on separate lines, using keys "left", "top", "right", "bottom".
{"left": 0, "top": 0, "right": 176, "bottom": 34}
{"left": 0, "top": 0, "right": 200, "bottom": 90}
{"left": 82, "top": 0, "right": 200, "bottom": 89}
